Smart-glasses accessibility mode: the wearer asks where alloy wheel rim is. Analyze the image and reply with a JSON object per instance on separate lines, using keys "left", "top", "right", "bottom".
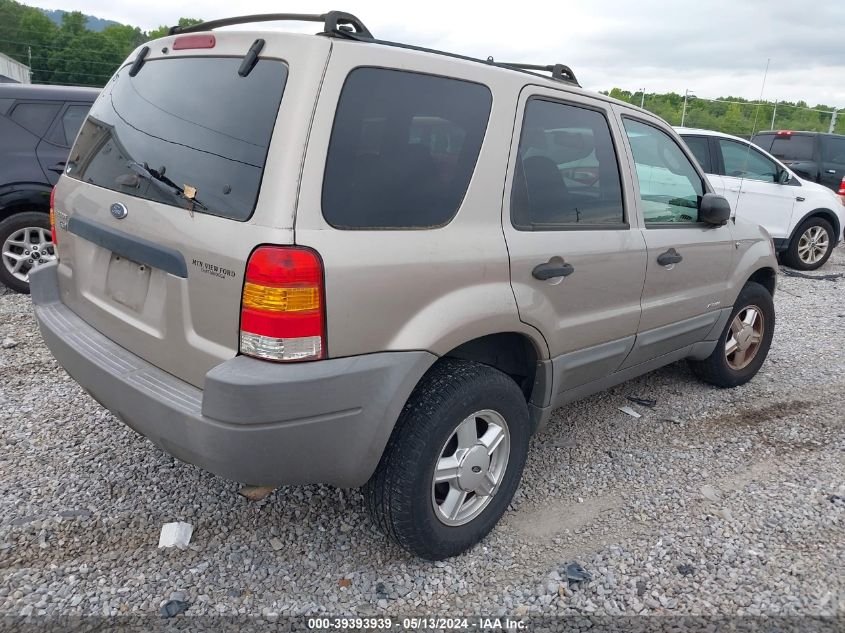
{"left": 797, "top": 226, "right": 829, "bottom": 265}
{"left": 1, "top": 227, "right": 55, "bottom": 283}
{"left": 431, "top": 409, "right": 510, "bottom": 527}
{"left": 725, "top": 305, "right": 765, "bottom": 370}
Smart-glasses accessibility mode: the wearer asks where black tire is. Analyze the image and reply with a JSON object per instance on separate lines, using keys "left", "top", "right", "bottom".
{"left": 783, "top": 217, "right": 835, "bottom": 270}
{"left": 363, "top": 359, "right": 530, "bottom": 560}
{"left": 688, "top": 281, "right": 774, "bottom": 388}
{"left": 0, "top": 211, "right": 53, "bottom": 294}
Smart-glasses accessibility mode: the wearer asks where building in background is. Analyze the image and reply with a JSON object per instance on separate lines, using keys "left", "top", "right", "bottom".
{"left": 0, "top": 53, "right": 31, "bottom": 84}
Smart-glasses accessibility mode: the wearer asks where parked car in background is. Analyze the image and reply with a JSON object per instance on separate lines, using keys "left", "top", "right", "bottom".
{"left": 0, "top": 84, "right": 99, "bottom": 292}
{"left": 33, "top": 12, "right": 778, "bottom": 560}
{"left": 678, "top": 128, "right": 845, "bottom": 270}
{"left": 752, "top": 130, "right": 845, "bottom": 198}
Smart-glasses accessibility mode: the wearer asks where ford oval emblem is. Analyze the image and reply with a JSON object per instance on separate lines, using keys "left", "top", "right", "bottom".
{"left": 110, "top": 203, "right": 128, "bottom": 220}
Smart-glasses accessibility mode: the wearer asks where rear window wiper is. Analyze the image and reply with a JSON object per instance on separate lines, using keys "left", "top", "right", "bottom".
{"left": 127, "top": 161, "right": 208, "bottom": 215}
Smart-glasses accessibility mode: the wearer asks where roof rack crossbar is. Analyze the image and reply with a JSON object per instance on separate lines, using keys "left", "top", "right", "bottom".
{"left": 167, "top": 11, "right": 373, "bottom": 39}
{"left": 496, "top": 62, "right": 579, "bottom": 86}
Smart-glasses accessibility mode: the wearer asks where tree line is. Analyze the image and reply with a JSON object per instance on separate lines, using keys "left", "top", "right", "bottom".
{"left": 604, "top": 88, "right": 843, "bottom": 136}
{"left": 0, "top": 0, "right": 199, "bottom": 87}
{"left": 1, "top": 0, "right": 842, "bottom": 137}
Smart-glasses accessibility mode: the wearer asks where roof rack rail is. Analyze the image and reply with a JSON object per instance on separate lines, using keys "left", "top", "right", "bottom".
{"left": 167, "top": 11, "right": 373, "bottom": 39}
{"left": 495, "top": 62, "right": 579, "bottom": 86}
{"left": 164, "top": 12, "right": 581, "bottom": 88}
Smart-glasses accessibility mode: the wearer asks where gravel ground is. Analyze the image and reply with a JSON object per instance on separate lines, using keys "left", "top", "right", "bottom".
{"left": 0, "top": 248, "right": 843, "bottom": 621}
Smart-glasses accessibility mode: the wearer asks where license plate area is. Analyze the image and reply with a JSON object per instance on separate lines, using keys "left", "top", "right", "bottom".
{"left": 105, "top": 253, "right": 151, "bottom": 311}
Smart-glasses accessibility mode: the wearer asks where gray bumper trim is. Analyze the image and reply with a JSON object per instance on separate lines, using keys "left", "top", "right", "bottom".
{"left": 30, "top": 263, "right": 436, "bottom": 487}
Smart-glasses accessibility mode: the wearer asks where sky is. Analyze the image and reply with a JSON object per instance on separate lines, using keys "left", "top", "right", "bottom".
{"left": 21, "top": 0, "right": 845, "bottom": 109}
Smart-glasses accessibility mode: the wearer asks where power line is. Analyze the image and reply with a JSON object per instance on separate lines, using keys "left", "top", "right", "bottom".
{"left": 29, "top": 68, "right": 114, "bottom": 79}
{"left": 690, "top": 96, "right": 837, "bottom": 115}
{"left": 25, "top": 53, "right": 122, "bottom": 67}
{"left": 0, "top": 36, "right": 97, "bottom": 51}
{"left": 31, "top": 79, "right": 104, "bottom": 87}
{"left": 3, "top": 25, "right": 144, "bottom": 36}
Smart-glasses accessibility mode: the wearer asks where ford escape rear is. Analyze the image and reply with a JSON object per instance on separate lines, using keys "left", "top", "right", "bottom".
{"left": 32, "top": 12, "right": 778, "bottom": 560}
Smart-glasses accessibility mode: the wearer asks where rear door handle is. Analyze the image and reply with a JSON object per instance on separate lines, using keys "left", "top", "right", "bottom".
{"left": 532, "top": 261, "right": 574, "bottom": 280}
{"left": 657, "top": 248, "right": 683, "bottom": 266}
{"left": 826, "top": 169, "right": 837, "bottom": 174}
{"left": 48, "top": 162, "right": 66, "bottom": 174}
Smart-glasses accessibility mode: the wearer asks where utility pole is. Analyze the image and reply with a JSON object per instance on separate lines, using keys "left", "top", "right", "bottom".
{"left": 681, "top": 89, "right": 690, "bottom": 127}
{"left": 640, "top": 88, "right": 645, "bottom": 109}
{"left": 770, "top": 100, "right": 777, "bottom": 130}
{"left": 830, "top": 108, "right": 838, "bottom": 134}
{"left": 27, "top": 46, "right": 31, "bottom": 69}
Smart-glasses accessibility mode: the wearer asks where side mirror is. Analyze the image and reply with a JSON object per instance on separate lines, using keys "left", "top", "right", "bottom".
{"left": 699, "top": 193, "right": 731, "bottom": 225}
{"left": 777, "top": 169, "right": 791, "bottom": 184}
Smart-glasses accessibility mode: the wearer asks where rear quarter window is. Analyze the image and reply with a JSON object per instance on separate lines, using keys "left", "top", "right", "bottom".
{"left": 322, "top": 68, "right": 492, "bottom": 229}
{"left": 752, "top": 134, "right": 775, "bottom": 152}
{"left": 680, "top": 135, "right": 712, "bottom": 173}
{"left": 10, "top": 102, "right": 61, "bottom": 136}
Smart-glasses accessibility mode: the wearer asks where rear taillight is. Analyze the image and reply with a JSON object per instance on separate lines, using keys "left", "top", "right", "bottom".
{"left": 49, "top": 187, "right": 58, "bottom": 247}
{"left": 239, "top": 246, "right": 325, "bottom": 362}
{"left": 776, "top": 130, "right": 793, "bottom": 136}
{"left": 838, "top": 176, "right": 845, "bottom": 197}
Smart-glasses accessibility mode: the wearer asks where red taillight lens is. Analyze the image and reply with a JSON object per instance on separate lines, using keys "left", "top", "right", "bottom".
{"left": 239, "top": 246, "right": 325, "bottom": 362}
{"left": 172, "top": 34, "right": 216, "bottom": 50}
{"left": 776, "top": 130, "right": 793, "bottom": 136}
{"left": 49, "top": 186, "right": 58, "bottom": 247}
{"left": 838, "top": 176, "right": 845, "bottom": 197}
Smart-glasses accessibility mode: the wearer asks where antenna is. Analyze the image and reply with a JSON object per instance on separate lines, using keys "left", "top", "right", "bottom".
{"left": 733, "top": 59, "right": 771, "bottom": 218}
{"left": 749, "top": 58, "right": 770, "bottom": 139}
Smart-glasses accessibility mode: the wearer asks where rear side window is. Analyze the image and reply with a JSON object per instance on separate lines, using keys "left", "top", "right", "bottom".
{"left": 768, "top": 134, "right": 815, "bottom": 161}
{"left": 511, "top": 98, "right": 625, "bottom": 229}
{"left": 322, "top": 68, "right": 492, "bottom": 229}
{"left": 681, "top": 135, "right": 712, "bottom": 173}
{"left": 67, "top": 57, "right": 288, "bottom": 221}
{"left": 717, "top": 139, "right": 779, "bottom": 182}
{"left": 10, "top": 102, "right": 60, "bottom": 136}
{"left": 822, "top": 136, "right": 845, "bottom": 163}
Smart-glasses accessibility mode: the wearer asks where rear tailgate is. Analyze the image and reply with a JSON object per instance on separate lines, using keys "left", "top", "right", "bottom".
{"left": 53, "top": 32, "right": 330, "bottom": 387}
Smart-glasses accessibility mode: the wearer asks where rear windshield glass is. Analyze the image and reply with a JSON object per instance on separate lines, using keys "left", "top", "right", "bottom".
{"left": 67, "top": 57, "right": 287, "bottom": 221}
{"left": 767, "top": 134, "right": 815, "bottom": 161}
{"left": 322, "top": 68, "right": 492, "bottom": 229}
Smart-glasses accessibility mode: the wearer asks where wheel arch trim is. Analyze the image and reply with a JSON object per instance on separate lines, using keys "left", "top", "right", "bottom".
{"left": 789, "top": 208, "right": 841, "bottom": 247}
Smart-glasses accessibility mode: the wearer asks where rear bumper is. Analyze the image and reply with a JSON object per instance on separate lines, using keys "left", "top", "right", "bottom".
{"left": 30, "top": 263, "right": 435, "bottom": 487}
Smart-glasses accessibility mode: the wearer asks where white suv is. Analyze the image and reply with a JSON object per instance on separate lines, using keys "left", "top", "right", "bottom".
{"left": 677, "top": 127, "right": 845, "bottom": 269}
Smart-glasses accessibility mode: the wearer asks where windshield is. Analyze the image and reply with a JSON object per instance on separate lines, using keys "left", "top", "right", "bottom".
{"left": 67, "top": 56, "right": 288, "bottom": 221}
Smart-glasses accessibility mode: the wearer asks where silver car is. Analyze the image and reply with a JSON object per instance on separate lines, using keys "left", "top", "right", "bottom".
{"left": 32, "top": 12, "right": 778, "bottom": 560}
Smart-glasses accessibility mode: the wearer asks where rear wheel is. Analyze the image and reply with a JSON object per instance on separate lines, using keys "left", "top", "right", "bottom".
{"left": 784, "top": 217, "right": 834, "bottom": 270}
{"left": 364, "top": 359, "right": 530, "bottom": 560}
{"left": 0, "top": 212, "right": 55, "bottom": 294}
{"left": 689, "top": 281, "right": 774, "bottom": 388}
